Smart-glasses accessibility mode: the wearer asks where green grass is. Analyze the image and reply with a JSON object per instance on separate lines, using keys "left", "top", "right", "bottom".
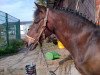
{"left": 0, "top": 39, "right": 24, "bottom": 56}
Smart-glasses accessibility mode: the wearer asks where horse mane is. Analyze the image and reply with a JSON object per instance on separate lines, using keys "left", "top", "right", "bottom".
{"left": 54, "top": 7, "right": 99, "bottom": 27}
{"left": 34, "top": 6, "right": 99, "bottom": 27}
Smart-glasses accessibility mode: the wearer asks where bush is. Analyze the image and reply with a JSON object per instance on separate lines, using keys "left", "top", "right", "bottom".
{"left": 0, "top": 39, "right": 24, "bottom": 56}
{"left": 9, "top": 39, "right": 24, "bottom": 49}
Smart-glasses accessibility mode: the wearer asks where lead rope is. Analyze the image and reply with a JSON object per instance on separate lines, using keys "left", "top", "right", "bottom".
{"left": 39, "top": 44, "right": 59, "bottom": 75}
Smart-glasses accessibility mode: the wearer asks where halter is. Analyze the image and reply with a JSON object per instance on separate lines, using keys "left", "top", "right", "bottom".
{"left": 26, "top": 35, "right": 35, "bottom": 41}
{"left": 26, "top": 8, "right": 49, "bottom": 46}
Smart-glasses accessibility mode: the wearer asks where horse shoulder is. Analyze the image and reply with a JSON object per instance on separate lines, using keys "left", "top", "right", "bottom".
{"left": 81, "top": 42, "right": 100, "bottom": 75}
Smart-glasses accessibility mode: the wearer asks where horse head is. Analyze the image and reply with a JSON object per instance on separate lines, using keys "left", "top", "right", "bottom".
{"left": 25, "top": 3, "right": 54, "bottom": 49}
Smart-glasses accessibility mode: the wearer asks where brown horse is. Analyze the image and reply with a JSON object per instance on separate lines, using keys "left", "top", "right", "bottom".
{"left": 25, "top": 3, "right": 100, "bottom": 75}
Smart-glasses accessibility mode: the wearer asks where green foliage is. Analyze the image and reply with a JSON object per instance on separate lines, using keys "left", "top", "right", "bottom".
{"left": 36, "top": 0, "right": 46, "bottom": 6}
{"left": 9, "top": 39, "right": 24, "bottom": 49}
{"left": 0, "top": 39, "right": 24, "bottom": 56}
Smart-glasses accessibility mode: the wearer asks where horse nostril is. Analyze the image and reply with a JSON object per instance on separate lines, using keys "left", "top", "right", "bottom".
{"left": 28, "top": 42, "right": 32, "bottom": 47}
{"left": 27, "top": 39, "right": 34, "bottom": 47}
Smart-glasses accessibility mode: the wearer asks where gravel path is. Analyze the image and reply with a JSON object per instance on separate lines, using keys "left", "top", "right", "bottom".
{"left": 0, "top": 42, "right": 80, "bottom": 75}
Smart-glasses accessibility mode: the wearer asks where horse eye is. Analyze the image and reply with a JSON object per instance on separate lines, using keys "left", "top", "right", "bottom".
{"left": 28, "top": 29, "right": 30, "bottom": 31}
{"left": 34, "top": 21, "right": 39, "bottom": 24}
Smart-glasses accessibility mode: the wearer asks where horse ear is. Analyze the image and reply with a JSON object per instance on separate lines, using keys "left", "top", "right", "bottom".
{"left": 34, "top": 2, "right": 46, "bottom": 13}
{"left": 34, "top": 2, "right": 41, "bottom": 8}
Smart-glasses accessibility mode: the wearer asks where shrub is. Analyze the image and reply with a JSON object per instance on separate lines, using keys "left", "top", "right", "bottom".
{"left": 0, "top": 39, "right": 24, "bottom": 56}
{"left": 9, "top": 39, "right": 24, "bottom": 49}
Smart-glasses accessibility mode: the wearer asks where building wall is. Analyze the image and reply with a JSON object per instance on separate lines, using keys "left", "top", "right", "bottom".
{"left": 78, "top": 0, "right": 95, "bottom": 22}
{"left": 62, "top": 0, "right": 95, "bottom": 22}
{"left": 20, "top": 24, "right": 31, "bottom": 39}
{"left": 20, "top": 21, "right": 32, "bottom": 39}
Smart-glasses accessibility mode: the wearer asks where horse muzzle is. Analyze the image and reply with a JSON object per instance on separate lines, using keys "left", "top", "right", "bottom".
{"left": 24, "top": 35, "right": 38, "bottom": 50}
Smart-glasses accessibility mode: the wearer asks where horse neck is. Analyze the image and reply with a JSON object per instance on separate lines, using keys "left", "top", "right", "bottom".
{"left": 48, "top": 9, "right": 95, "bottom": 59}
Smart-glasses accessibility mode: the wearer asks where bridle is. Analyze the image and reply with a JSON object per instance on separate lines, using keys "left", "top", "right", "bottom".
{"left": 26, "top": 8, "right": 49, "bottom": 48}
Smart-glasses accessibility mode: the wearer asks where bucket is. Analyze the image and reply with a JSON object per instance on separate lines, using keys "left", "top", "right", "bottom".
{"left": 25, "top": 63, "right": 36, "bottom": 75}
{"left": 58, "top": 41, "right": 65, "bottom": 49}
{"left": 45, "top": 51, "right": 61, "bottom": 60}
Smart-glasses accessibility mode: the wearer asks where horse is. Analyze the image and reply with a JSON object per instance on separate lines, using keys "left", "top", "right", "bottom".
{"left": 25, "top": 3, "right": 100, "bottom": 75}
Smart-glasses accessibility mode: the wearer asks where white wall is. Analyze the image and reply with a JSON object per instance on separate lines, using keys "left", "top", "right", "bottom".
{"left": 20, "top": 24, "right": 31, "bottom": 39}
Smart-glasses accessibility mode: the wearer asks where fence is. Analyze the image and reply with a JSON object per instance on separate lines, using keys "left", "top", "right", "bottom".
{"left": 0, "top": 11, "right": 20, "bottom": 47}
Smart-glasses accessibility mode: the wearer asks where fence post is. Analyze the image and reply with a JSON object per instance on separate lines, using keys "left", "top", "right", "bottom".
{"left": 16, "top": 20, "right": 21, "bottom": 39}
{"left": 5, "top": 13, "right": 9, "bottom": 45}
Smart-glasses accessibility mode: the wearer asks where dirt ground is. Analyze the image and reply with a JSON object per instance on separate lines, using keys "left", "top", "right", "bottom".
{"left": 0, "top": 41, "right": 80, "bottom": 75}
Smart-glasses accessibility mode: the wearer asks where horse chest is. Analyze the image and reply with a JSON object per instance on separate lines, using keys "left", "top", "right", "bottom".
{"left": 74, "top": 53, "right": 100, "bottom": 75}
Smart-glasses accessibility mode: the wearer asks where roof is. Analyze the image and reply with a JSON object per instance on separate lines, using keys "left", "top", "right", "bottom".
{"left": 20, "top": 21, "right": 32, "bottom": 25}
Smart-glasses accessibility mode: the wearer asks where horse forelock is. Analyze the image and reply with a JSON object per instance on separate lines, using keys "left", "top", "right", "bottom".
{"left": 34, "top": 8, "right": 40, "bottom": 20}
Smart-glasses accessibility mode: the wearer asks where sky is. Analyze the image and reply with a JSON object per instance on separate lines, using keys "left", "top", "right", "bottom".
{"left": 0, "top": 0, "right": 36, "bottom": 21}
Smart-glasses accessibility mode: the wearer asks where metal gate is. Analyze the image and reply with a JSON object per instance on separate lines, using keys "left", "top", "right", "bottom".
{"left": 0, "top": 11, "right": 20, "bottom": 47}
